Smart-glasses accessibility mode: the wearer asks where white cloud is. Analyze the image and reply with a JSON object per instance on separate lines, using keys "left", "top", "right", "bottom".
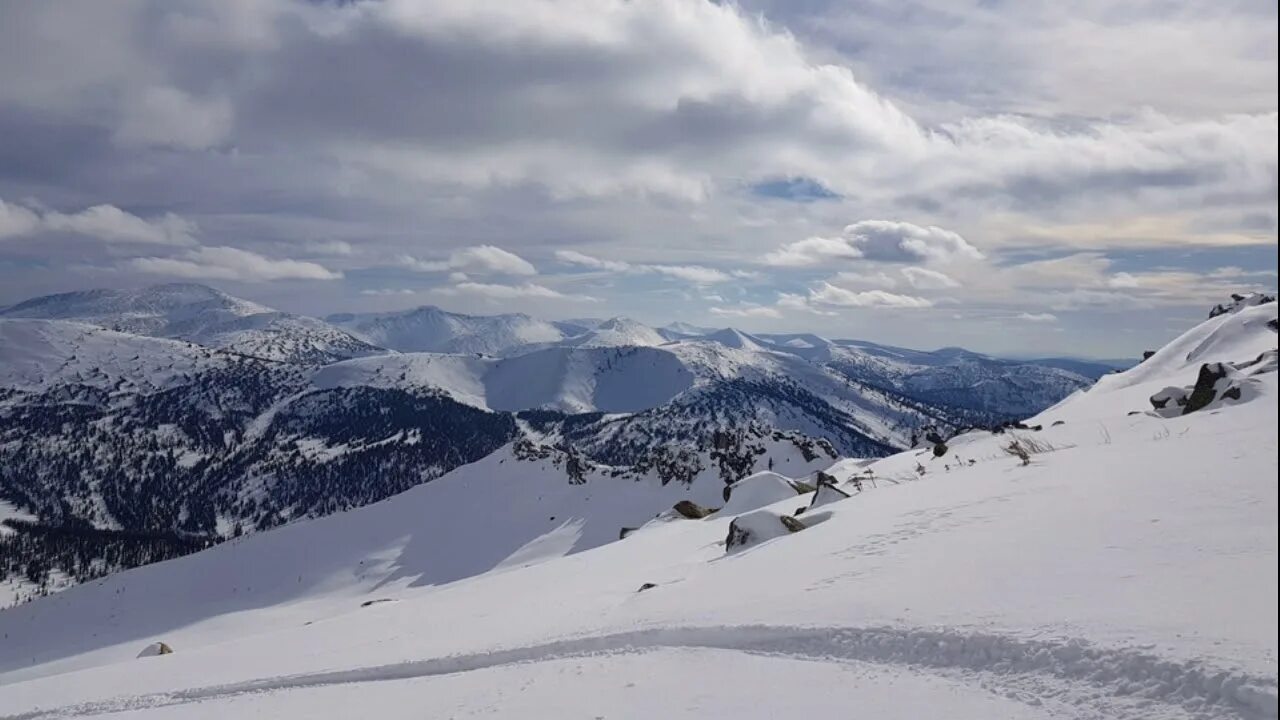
{"left": 777, "top": 292, "right": 821, "bottom": 313}
{"left": 901, "top": 266, "right": 961, "bottom": 289}
{"left": 1107, "top": 272, "right": 1141, "bottom": 289}
{"left": 763, "top": 221, "right": 982, "bottom": 267}
{"left": 555, "top": 250, "right": 631, "bottom": 273}
{"left": 556, "top": 249, "right": 732, "bottom": 284}
{"left": 360, "top": 288, "right": 416, "bottom": 296}
{"left": 308, "top": 240, "right": 354, "bottom": 256}
{"left": 761, "top": 236, "right": 864, "bottom": 267}
{"left": 442, "top": 281, "right": 597, "bottom": 302}
{"left": 1015, "top": 312, "right": 1059, "bottom": 323}
{"left": 808, "top": 283, "right": 934, "bottom": 308}
{"left": 844, "top": 221, "right": 982, "bottom": 263}
{"left": 830, "top": 270, "right": 900, "bottom": 290}
{"left": 0, "top": 198, "right": 41, "bottom": 239}
{"left": 0, "top": 197, "right": 197, "bottom": 245}
{"left": 648, "top": 264, "right": 732, "bottom": 284}
{"left": 453, "top": 245, "right": 538, "bottom": 275}
{"left": 400, "top": 245, "right": 537, "bottom": 275}
{"left": 129, "top": 246, "right": 341, "bottom": 281}
{"left": 710, "top": 305, "right": 782, "bottom": 319}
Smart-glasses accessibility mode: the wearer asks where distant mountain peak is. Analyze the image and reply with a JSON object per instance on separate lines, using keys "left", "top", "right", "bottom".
{"left": 0, "top": 283, "right": 381, "bottom": 364}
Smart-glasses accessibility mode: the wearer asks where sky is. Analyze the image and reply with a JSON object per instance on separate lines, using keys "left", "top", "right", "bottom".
{"left": 0, "top": 0, "right": 1275, "bottom": 357}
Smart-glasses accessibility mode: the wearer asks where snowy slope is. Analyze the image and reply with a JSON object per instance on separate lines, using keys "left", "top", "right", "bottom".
{"left": 0, "top": 318, "right": 243, "bottom": 394}
{"left": 312, "top": 338, "right": 960, "bottom": 448}
{"left": 312, "top": 345, "right": 695, "bottom": 414}
{"left": 0, "top": 284, "right": 384, "bottom": 365}
{"left": 1034, "top": 300, "right": 1278, "bottom": 424}
{"left": 0, "top": 435, "right": 834, "bottom": 682}
{"left": 326, "top": 305, "right": 567, "bottom": 355}
{"left": 557, "top": 316, "right": 669, "bottom": 348}
{"left": 0, "top": 302, "right": 1275, "bottom": 719}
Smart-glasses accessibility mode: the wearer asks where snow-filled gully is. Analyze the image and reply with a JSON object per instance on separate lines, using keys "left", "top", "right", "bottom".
{"left": 8, "top": 625, "right": 1275, "bottom": 720}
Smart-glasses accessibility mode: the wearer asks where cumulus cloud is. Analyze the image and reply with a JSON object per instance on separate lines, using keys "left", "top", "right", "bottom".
{"left": 844, "top": 221, "right": 983, "bottom": 263}
{"left": 555, "top": 250, "right": 732, "bottom": 284}
{"left": 761, "top": 236, "right": 865, "bottom": 267}
{"left": 400, "top": 245, "right": 536, "bottom": 275}
{"left": 763, "top": 221, "right": 982, "bottom": 267}
{"left": 0, "top": 197, "right": 197, "bottom": 245}
{"left": 129, "top": 246, "right": 341, "bottom": 281}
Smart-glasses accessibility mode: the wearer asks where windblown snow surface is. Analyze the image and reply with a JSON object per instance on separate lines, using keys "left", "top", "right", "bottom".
{"left": 0, "top": 305, "right": 1275, "bottom": 719}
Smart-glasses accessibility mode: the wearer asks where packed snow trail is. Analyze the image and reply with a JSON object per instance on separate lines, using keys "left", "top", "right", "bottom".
{"left": 5, "top": 625, "right": 1275, "bottom": 720}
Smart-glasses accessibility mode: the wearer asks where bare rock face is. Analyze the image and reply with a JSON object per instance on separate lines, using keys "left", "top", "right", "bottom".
{"left": 1183, "top": 363, "right": 1232, "bottom": 414}
{"left": 672, "top": 500, "right": 716, "bottom": 519}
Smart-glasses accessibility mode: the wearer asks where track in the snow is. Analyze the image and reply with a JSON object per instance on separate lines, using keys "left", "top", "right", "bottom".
{"left": 5, "top": 625, "right": 1277, "bottom": 720}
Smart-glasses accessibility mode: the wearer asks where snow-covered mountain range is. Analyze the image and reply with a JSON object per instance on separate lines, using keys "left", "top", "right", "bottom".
{"left": 0, "top": 284, "right": 386, "bottom": 365}
{"left": 0, "top": 283, "right": 1123, "bottom": 605}
{"left": 0, "top": 293, "right": 1274, "bottom": 719}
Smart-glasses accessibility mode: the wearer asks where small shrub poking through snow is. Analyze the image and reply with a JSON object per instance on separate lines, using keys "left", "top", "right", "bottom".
{"left": 1004, "top": 434, "right": 1054, "bottom": 466}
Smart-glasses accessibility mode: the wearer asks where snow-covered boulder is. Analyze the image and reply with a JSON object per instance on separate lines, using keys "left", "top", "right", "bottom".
{"left": 1149, "top": 386, "right": 1189, "bottom": 413}
{"left": 721, "top": 472, "right": 807, "bottom": 515}
{"left": 725, "top": 510, "right": 806, "bottom": 553}
{"left": 1149, "top": 355, "right": 1275, "bottom": 418}
{"left": 808, "top": 481, "right": 851, "bottom": 511}
{"left": 137, "top": 642, "right": 173, "bottom": 658}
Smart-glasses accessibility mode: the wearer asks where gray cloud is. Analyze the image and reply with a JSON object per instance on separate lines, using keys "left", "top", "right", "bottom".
{"left": 763, "top": 220, "right": 982, "bottom": 266}
{"left": 0, "top": 0, "right": 1273, "bottom": 356}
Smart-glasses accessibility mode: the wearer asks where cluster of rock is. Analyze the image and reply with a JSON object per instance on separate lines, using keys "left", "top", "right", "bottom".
{"left": 1150, "top": 351, "right": 1277, "bottom": 418}
{"left": 1208, "top": 292, "right": 1275, "bottom": 319}
{"left": 632, "top": 470, "right": 858, "bottom": 556}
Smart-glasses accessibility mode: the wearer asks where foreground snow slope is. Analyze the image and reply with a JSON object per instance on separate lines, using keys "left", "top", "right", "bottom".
{"left": 0, "top": 306, "right": 1275, "bottom": 720}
